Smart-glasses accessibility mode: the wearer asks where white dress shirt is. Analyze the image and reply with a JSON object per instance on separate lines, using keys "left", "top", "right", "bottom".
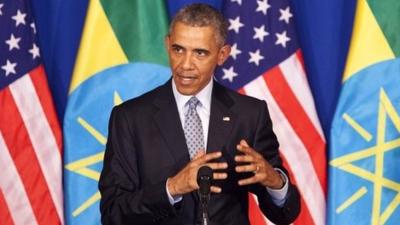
{"left": 166, "top": 78, "right": 288, "bottom": 207}
{"left": 173, "top": 77, "right": 213, "bottom": 147}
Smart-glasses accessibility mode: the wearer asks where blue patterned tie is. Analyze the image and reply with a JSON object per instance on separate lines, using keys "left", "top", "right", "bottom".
{"left": 184, "top": 97, "right": 205, "bottom": 159}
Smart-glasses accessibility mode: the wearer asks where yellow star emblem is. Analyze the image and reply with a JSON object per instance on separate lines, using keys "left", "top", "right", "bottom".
{"left": 330, "top": 88, "right": 400, "bottom": 225}
{"left": 65, "top": 91, "right": 123, "bottom": 217}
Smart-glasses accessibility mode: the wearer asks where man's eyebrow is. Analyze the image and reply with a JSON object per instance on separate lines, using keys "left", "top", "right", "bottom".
{"left": 193, "top": 48, "right": 210, "bottom": 54}
{"left": 171, "top": 44, "right": 184, "bottom": 49}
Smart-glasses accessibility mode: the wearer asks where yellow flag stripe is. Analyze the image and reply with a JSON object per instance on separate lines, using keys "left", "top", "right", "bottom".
{"left": 69, "top": 0, "right": 128, "bottom": 93}
{"left": 77, "top": 117, "right": 107, "bottom": 145}
{"left": 113, "top": 91, "right": 123, "bottom": 106}
{"left": 64, "top": 151, "right": 105, "bottom": 171}
{"left": 343, "top": 0, "right": 394, "bottom": 81}
{"left": 330, "top": 138, "right": 400, "bottom": 167}
{"left": 336, "top": 187, "right": 367, "bottom": 214}
{"left": 72, "top": 192, "right": 101, "bottom": 217}
{"left": 381, "top": 194, "right": 400, "bottom": 225}
{"left": 342, "top": 113, "right": 373, "bottom": 142}
{"left": 338, "top": 164, "right": 400, "bottom": 193}
{"left": 73, "top": 167, "right": 100, "bottom": 181}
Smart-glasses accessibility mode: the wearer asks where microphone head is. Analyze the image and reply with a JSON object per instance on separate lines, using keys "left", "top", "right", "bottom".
{"left": 197, "top": 166, "right": 213, "bottom": 195}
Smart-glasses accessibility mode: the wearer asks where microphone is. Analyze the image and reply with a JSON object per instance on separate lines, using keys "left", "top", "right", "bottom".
{"left": 197, "top": 166, "right": 213, "bottom": 225}
{"left": 197, "top": 166, "right": 213, "bottom": 202}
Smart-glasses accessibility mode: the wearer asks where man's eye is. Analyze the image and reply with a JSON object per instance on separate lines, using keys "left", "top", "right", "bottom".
{"left": 195, "top": 50, "right": 207, "bottom": 56}
{"left": 173, "top": 47, "right": 183, "bottom": 53}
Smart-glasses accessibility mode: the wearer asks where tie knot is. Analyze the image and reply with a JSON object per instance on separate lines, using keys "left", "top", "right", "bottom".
{"left": 187, "top": 96, "right": 200, "bottom": 110}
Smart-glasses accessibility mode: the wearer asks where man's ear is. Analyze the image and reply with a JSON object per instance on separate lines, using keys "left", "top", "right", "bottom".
{"left": 217, "top": 44, "right": 231, "bottom": 66}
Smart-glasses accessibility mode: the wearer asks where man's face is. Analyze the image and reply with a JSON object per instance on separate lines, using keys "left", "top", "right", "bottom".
{"left": 165, "top": 22, "right": 230, "bottom": 95}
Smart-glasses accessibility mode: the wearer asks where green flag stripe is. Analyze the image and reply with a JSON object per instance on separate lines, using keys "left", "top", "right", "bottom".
{"left": 100, "top": 0, "right": 169, "bottom": 66}
{"left": 368, "top": 0, "right": 400, "bottom": 57}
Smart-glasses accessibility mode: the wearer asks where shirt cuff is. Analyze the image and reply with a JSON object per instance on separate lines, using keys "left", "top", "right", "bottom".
{"left": 266, "top": 168, "right": 289, "bottom": 207}
{"left": 166, "top": 179, "right": 183, "bottom": 205}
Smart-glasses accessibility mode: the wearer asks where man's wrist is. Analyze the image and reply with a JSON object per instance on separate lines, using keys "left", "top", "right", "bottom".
{"left": 167, "top": 177, "right": 177, "bottom": 197}
{"left": 264, "top": 169, "right": 285, "bottom": 189}
{"left": 270, "top": 171, "right": 285, "bottom": 190}
{"left": 166, "top": 178, "right": 183, "bottom": 205}
{"left": 266, "top": 169, "right": 289, "bottom": 207}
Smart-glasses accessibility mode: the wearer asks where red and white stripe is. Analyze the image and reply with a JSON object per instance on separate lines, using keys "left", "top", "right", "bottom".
{"left": 242, "top": 51, "right": 326, "bottom": 225}
{"left": 0, "top": 133, "right": 37, "bottom": 225}
{"left": 0, "top": 65, "right": 63, "bottom": 225}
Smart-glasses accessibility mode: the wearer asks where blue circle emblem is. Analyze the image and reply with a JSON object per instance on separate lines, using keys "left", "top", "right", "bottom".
{"left": 63, "top": 62, "right": 170, "bottom": 224}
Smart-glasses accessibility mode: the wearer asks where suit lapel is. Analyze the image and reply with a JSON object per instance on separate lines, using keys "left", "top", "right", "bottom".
{"left": 153, "top": 80, "right": 190, "bottom": 171}
{"left": 206, "top": 82, "right": 235, "bottom": 158}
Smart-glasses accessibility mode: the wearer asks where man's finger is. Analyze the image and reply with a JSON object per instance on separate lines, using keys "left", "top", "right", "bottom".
{"left": 206, "top": 162, "right": 228, "bottom": 170}
{"left": 236, "top": 143, "right": 262, "bottom": 160}
{"left": 194, "top": 151, "right": 223, "bottom": 164}
{"left": 235, "top": 164, "right": 257, "bottom": 173}
{"left": 193, "top": 149, "right": 206, "bottom": 160}
{"left": 234, "top": 154, "right": 254, "bottom": 163}
{"left": 211, "top": 186, "right": 222, "bottom": 193}
{"left": 213, "top": 172, "right": 228, "bottom": 180}
{"left": 240, "top": 139, "right": 250, "bottom": 147}
{"left": 236, "top": 143, "right": 253, "bottom": 154}
{"left": 238, "top": 176, "right": 258, "bottom": 186}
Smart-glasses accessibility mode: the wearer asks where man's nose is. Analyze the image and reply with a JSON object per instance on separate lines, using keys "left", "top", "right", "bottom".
{"left": 181, "top": 53, "right": 194, "bottom": 70}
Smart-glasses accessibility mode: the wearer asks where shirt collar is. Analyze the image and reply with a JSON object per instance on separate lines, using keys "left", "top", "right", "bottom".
{"left": 172, "top": 77, "right": 213, "bottom": 112}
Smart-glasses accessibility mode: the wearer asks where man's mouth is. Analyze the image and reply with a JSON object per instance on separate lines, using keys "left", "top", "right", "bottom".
{"left": 176, "top": 74, "right": 197, "bottom": 84}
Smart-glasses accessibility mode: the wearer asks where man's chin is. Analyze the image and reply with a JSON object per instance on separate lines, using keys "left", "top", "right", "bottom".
{"left": 174, "top": 79, "right": 199, "bottom": 95}
{"left": 176, "top": 87, "right": 198, "bottom": 96}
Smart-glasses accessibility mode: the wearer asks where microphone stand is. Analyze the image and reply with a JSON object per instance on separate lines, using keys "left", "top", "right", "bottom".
{"left": 200, "top": 192, "right": 210, "bottom": 225}
{"left": 197, "top": 166, "right": 212, "bottom": 225}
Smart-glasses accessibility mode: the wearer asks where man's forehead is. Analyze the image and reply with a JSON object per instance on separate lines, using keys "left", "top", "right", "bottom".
{"left": 170, "top": 23, "right": 217, "bottom": 45}
{"left": 171, "top": 22, "right": 216, "bottom": 33}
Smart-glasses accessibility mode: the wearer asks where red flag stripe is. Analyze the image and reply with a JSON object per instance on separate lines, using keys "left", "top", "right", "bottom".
{"left": 263, "top": 66, "right": 326, "bottom": 191}
{"left": 0, "top": 87, "right": 61, "bottom": 225}
{"left": 248, "top": 194, "right": 268, "bottom": 225}
{"left": 280, "top": 152, "right": 316, "bottom": 225}
{"left": 249, "top": 194, "right": 275, "bottom": 225}
{"left": 293, "top": 197, "right": 316, "bottom": 225}
{"left": 0, "top": 132, "right": 37, "bottom": 225}
{"left": 29, "top": 65, "right": 62, "bottom": 152}
{"left": 278, "top": 53, "right": 325, "bottom": 140}
{"left": 295, "top": 51, "right": 306, "bottom": 76}
{"left": 0, "top": 148, "right": 20, "bottom": 225}
{"left": 9, "top": 74, "right": 64, "bottom": 222}
{"left": 242, "top": 76, "right": 325, "bottom": 225}
{"left": 0, "top": 190, "right": 14, "bottom": 225}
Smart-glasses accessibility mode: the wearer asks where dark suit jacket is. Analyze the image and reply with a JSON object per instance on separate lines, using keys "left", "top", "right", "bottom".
{"left": 99, "top": 80, "right": 300, "bottom": 225}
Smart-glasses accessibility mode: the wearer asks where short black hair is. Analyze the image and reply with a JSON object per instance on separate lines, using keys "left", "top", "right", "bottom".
{"left": 169, "top": 3, "right": 228, "bottom": 46}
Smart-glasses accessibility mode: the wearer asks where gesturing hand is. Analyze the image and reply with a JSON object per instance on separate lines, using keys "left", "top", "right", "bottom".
{"left": 235, "top": 140, "right": 284, "bottom": 189}
{"left": 167, "top": 150, "right": 228, "bottom": 197}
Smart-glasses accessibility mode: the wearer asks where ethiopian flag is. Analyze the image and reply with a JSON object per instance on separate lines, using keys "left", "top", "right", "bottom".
{"left": 63, "top": 1, "right": 171, "bottom": 224}
{"left": 328, "top": 0, "right": 400, "bottom": 224}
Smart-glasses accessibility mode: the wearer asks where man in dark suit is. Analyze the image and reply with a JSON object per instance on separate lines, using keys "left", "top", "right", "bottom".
{"left": 99, "top": 3, "right": 300, "bottom": 225}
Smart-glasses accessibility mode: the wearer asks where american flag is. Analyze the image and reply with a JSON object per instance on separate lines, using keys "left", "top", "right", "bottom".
{"left": 215, "top": 1, "right": 327, "bottom": 225}
{"left": 0, "top": 1, "right": 63, "bottom": 225}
